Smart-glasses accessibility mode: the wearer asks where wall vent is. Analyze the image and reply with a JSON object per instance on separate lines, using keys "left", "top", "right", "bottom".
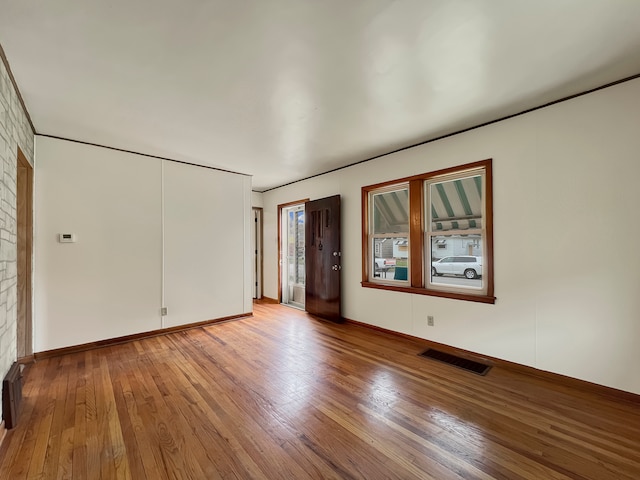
{"left": 419, "top": 348, "right": 491, "bottom": 376}
{"left": 2, "top": 362, "right": 23, "bottom": 429}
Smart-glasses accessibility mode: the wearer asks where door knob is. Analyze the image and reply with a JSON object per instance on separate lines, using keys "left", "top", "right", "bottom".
{"left": 332, "top": 265, "right": 342, "bottom": 271}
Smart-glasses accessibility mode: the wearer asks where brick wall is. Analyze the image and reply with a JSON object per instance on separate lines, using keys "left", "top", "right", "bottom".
{"left": 0, "top": 55, "right": 34, "bottom": 416}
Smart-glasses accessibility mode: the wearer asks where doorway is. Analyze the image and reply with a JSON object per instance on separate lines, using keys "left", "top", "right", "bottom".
{"left": 279, "top": 202, "right": 306, "bottom": 309}
{"left": 16, "top": 148, "right": 33, "bottom": 360}
{"left": 252, "top": 207, "right": 263, "bottom": 299}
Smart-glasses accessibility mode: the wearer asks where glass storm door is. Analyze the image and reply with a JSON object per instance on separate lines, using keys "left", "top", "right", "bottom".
{"left": 281, "top": 204, "right": 305, "bottom": 308}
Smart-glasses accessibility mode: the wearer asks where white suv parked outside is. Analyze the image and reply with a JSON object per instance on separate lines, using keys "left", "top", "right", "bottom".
{"left": 431, "top": 256, "right": 482, "bottom": 279}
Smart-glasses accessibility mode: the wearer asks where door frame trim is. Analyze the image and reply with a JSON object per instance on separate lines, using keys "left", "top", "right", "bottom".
{"left": 252, "top": 207, "right": 263, "bottom": 299}
{"left": 16, "top": 147, "right": 33, "bottom": 359}
{"left": 277, "top": 199, "right": 309, "bottom": 303}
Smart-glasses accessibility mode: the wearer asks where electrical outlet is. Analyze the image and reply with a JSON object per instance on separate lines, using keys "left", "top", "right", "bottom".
{"left": 161, "top": 307, "right": 168, "bottom": 316}
{"left": 427, "top": 315, "right": 434, "bottom": 326}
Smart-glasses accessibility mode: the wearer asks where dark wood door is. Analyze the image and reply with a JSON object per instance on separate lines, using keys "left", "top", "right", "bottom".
{"left": 305, "top": 195, "right": 341, "bottom": 322}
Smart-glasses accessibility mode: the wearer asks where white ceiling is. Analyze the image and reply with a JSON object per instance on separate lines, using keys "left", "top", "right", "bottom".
{"left": 2, "top": 1, "right": 640, "bottom": 191}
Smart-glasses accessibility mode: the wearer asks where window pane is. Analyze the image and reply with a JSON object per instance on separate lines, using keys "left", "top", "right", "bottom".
{"left": 429, "top": 234, "right": 483, "bottom": 288}
{"left": 287, "top": 210, "right": 305, "bottom": 285}
{"left": 372, "top": 188, "right": 409, "bottom": 234}
{"left": 430, "top": 175, "right": 482, "bottom": 232}
{"left": 372, "top": 236, "right": 408, "bottom": 281}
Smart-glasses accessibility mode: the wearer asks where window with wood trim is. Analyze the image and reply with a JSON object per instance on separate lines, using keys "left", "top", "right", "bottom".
{"left": 362, "top": 159, "right": 494, "bottom": 304}
{"left": 367, "top": 184, "right": 410, "bottom": 283}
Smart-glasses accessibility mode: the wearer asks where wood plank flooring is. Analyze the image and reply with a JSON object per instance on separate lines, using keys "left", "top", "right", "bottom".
{"left": 1, "top": 303, "right": 639, "bottom": 479}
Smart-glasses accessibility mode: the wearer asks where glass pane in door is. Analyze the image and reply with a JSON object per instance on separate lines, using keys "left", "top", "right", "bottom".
{"left": 282, "top": 205, "right": 305, "bottom": 308}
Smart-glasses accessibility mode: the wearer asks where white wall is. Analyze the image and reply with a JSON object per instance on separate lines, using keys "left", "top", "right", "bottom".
{"left": 163, "top": 161, "right": 250, "bottom": 326}
{"left": 34, "top": 137, "right": 252, "bottom": 351}
{"left": 252, "top": 191, "right": 263, "bottom": 208}
{"left": 34, "top": 138, "right": 162, "bottom": 350}
{"left": 261, "top": 78, "right": 640, "bottom": 395}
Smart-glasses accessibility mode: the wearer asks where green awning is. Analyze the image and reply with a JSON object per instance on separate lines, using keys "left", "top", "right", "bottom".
{"left": 431, "top": 175, "right": 482, "bottom": 231}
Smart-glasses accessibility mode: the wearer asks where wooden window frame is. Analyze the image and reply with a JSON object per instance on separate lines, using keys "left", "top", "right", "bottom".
{"left": 362, "top": 159, "right": 495, "bottom": 304}
{"left": 367, "top": 183, "right": 410, "bottom": 286}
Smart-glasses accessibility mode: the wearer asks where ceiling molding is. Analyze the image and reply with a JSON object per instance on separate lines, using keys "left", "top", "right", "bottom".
{"left": 37, "top": 134, "right": 251, "bottom": 177}
{"left": 0, "top": 41, "right": 36, "bottom": 135}
{"left": 259, "top": 71, "right": 640, "bottom": 194}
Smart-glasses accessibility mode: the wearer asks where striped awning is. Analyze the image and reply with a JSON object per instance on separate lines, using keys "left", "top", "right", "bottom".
{"left": 431, "top": 175, "right": 482, "bottom": 232}
{"left": 371, "top": 176, "right": 482, "bottom": 233}
{"left": 373, "top": 187, "right": 409, "bottom": 234}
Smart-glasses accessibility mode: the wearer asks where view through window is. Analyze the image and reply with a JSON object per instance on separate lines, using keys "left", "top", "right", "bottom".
{"left": 362, "top": 159, "right": 494, "bottom": 303}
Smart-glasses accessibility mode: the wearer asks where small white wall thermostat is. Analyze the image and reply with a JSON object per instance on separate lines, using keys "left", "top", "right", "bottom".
{"left": 58, "top": 233, "right": 77, "bottom": 243}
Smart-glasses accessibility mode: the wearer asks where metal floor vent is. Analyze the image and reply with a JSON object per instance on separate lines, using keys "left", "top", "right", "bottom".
{"left": 419, "top": 348, "right": 491, "bottom": 376}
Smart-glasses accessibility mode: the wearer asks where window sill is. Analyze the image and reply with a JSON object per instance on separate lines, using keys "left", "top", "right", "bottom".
{"left": 361, "top": 281, "right": 496, "bottom": 304}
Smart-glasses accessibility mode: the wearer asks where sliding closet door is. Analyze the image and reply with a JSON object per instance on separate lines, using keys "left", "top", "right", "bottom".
{"left": 163, "top": 162, "right": 249, "bottom": 328}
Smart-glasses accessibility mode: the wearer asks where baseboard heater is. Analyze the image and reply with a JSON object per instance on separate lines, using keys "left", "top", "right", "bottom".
{"left": 2, "top": 362, "right": 23, "bottom": 429}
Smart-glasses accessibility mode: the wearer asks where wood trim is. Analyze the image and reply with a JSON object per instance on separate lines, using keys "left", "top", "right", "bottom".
{"left": 361, "top": 281, "right": 496, "bottom": 304}
{"left": 0, "top": 43, "right": 36, "bottom": 134}
{"left": 361, "top": 159, "right": 492, "bottom": 192}
{"left": 37, "top": 134, "right": 250, "bottom": 178}
{"left": 0, "top": 421, "right": 6, "bottom": 450}
{"left": 258, "top": 208, "right": 264, "bottom": 299}
{"left": 409, "top": 179, "right": 424, "bottom": 288}
{"left": 34, "top": 312, "right": 252, "bottom": 360}
{"left": 276, "top": 199, "right": 309, "bottom": 303}
{"left": 252, "top": 207, "right": 264, "bottom": 299}
{"left": 17, "top": 355, "right": 34, "bottom": 366}
{"left": 16, "top": 148, "right": 33, "bottom": 358}
{"left": 343, "top": 317, "right": 640, "bottom": 405}
{"left": 361, "top": 187, "right": 369, "bottom": 282}
{"left": 277, "top": 199, "right": 311, "bottom": 209}
{"left": 254, "top": 296, "right": 279, "bottom": 304}
{"left": 484, "top": 160, "right": 495, "bottom": 298}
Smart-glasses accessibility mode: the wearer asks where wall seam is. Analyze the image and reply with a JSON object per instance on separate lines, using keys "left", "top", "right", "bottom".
{"left": 161, "top": 161, "right": 165, "bottom": 329}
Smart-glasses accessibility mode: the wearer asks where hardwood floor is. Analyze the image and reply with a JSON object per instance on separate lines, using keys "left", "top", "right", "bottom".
{"left": 1, "top": 303, "right": 639, "bottom": 479}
